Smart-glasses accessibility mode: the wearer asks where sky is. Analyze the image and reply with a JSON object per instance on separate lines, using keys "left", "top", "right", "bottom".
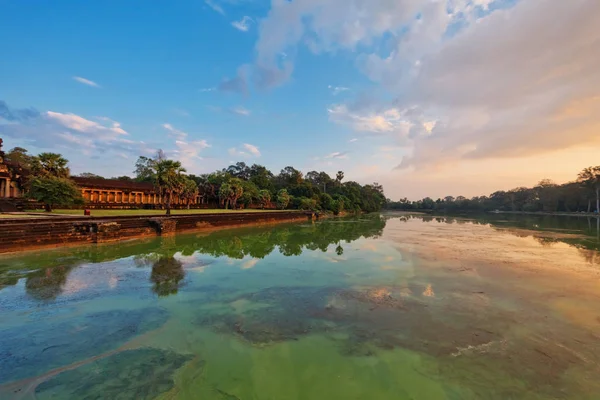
{"left": 1, "top": 0, "right": 599, "bottom": 200}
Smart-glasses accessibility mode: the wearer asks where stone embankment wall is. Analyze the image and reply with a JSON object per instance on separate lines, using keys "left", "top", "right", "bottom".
{"left": 0, "top": 211, "right": 309, "bottom": 253}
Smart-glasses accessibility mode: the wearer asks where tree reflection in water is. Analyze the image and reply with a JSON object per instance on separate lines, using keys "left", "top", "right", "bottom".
{"left": 150, "top": 257, "right": 185, "bottom": 297}
{"left": 25, "top": 266, "right": 74, "bottom": 301}
{"left": 2, "top": 215, "right": 388, "bottom": 298}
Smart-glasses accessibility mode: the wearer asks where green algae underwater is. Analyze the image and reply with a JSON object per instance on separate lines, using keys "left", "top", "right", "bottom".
{"left": 2, "top": 214, "right": 600, "bottom": 399}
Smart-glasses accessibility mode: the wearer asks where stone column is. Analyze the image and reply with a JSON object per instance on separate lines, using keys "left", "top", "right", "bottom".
{"left": 0, "top": 179, "right": 4, "bottom": 198}
{"left": 5, "top": 178, "right": 11, "bottom": 198}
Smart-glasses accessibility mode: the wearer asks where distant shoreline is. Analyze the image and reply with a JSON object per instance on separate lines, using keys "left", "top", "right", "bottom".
{"left": 490, "top": 210, "right": 600, "bottom": 218}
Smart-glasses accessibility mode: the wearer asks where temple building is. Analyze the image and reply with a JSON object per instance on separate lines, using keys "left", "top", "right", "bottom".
{"left": 0, "top": 138, "right": 200, "bottom": 209}
{"left": 0, "top": 139, "right": 23, "bottom": 199}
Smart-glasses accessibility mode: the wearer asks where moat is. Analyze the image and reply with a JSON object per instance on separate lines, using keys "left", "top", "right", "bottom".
{"left": 1, "top": 214, "right": 600, "bottom": 399}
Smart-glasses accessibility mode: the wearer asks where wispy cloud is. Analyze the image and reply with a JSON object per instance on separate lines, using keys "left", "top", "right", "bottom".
{"left": 243, "top": 143, "right": 261, "bottom": 157}
{"left": 325, "top": 151, "right": 349, "bottom": 160}
{"left": 218, "top": 66, "right": 249, "bottom": 95}
{"left": 229, "top": 143, "right": 261, "bottom": 158}
{"left": 205, "top": 0, "right": 224, "bottom": 15}
{"left": 232, "top": 16, "right": 253, "bottom": 32}
{"left": 231, "top": 106, "right": 251, "bottom": 116}
{"left": 162, "top": 123, "right": 187, "bottom": 140}
{"left": 172, "top": 139, "right": 211, "bottom": 172}
{"left": 349, "top": 138, "right": 358, "bottom": 143}
{"left": 1, "top": 100, "right": 156, "bottom": 161}
{"left": 199, "top": 87, "right": 215, "bottom": 93}
{"left": 47, "top": 112, "right": 126, "bottom": 136}
{"left": 328, "top": 85, "right": 350, "bottom": 95}
{"left": 73, "top": 76, "right": 100, "bottom": 88}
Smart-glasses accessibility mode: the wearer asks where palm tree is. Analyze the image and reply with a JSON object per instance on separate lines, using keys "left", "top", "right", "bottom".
{"left": 154, "top": 159, "right": 186, "bottom": 215}
{"left": 31, "top": 153, "right": 70, "bottom": 178}
{"left": 336, "top": 171, "right": 344, "bottom": 187}
{"left": 578, "top": 166, "right": 600, "bottom": 213}
{"left": 228, "top": 178, "right": 244, "bottom": 209}
{"left": 181, "top": 178, "right": 199, "bottom": 209}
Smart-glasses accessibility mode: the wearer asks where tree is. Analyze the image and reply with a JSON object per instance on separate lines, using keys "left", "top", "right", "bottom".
{"left": 27, "top": 176, "right": 83, "bottom": 212}
{"left": 219, "top": 183, "right": 234, "bottom": 209}
{"left": 5, "top": 147, "right": 33, "bottom": 167}
{"left": 225, "top": 162, "right": 251, "bottom": 180}
{"left": 153, "top": 159, "right": 186, "bottom": 215}
{"left": 258, "top": 189, "right": 271, "bottom": 209}
{"left": 112, "top": 175, "right": 134, "bottom": 182}
{"left": 219, "top": 178, "right": 244, "bottom": 209}
{"left": 77, "top": 172, "right": 105, "bottom": 179}
{"left": 30, "top": 153, "right": 70, "bottom": 178}
{"left": 278, "top": 166, "right": 303, "bottom": 186}
{"left": 578, "top": 166, "right": 600, "bottom": 213}
{"left": 277, "top": 189, "right": 291, "bottom": 209}
{"left": 336, "top": 171, "right": 345, "bottom": 186}
{"left": 228, "top": 178, "right": 244, "bottom": 209}
{"left": 249, "top": 164, "right": 275, "bottom": 191}
{"left": 134, "top": 156, "right": 156, "bottom": 182}
{"left": 181, "top": 178, "right": 199, "bottom": 209}
{"left": 240, "top": 180, "right": 259, "bottom": 208}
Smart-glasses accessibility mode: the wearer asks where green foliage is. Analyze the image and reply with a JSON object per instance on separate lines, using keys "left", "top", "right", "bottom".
{"left": 27, "top": 176, "right": 84, "bottom": 212}
{"left": 298, "top": 197, "right": 318, "bottom": 211}
{"left": 181, "top": 178, "right": 199, "bottom": 208}
{"left": 31, "top": 153, "right": 70, "bottom": 178}
{"left": 277, "top": 189, "right": 291, "bottom": 209}
{"left": 387, "top": 166, "right": 600, "bottom": 213}
{"left": 153, "top": 159, "right": 186, "bottom": 214}
{"left": 78, "top": 172, "right": 105, "bottom": 179}
{"left": 1, "top": 141, "right": 387, "bottom": 214}
{"left": 258, "top": 189, "right": 271, "bottom": 209}
{"left": 219, "top": 178, "right": 244, "bottom": 209}
{"left": 134, "top": 156, "right": 156, "bottom": 182}
{"left": 5, "top": 147, "right": 33, "bottom": 167}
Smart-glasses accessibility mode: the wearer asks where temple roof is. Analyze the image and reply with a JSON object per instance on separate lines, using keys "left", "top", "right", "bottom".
{"left": 71, "top": 177, "right": 155, "bottom": 192}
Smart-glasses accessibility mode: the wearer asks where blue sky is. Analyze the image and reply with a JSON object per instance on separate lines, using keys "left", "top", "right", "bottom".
{"left": 1, "top": 0, "right": 598, "bottom": 199}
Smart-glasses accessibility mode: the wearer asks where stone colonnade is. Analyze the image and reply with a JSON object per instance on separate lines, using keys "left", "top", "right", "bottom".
{"left": 0, "top": 178, "right": 19, "bottom": 198}
{"left": 79, "top": 188, "right": 200, "bottom": 206}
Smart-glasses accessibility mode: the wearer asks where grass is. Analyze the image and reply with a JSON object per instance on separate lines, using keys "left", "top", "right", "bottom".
{"left": 24, "top": 209, "right": 287, "bottom": 217}
{"left": 0, "top": 214, "right": 45, "bottom": 219}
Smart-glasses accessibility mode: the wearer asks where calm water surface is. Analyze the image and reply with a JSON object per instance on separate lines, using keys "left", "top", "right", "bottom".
{"left": 1, "top": 214, "right": 600, "bottom": 399}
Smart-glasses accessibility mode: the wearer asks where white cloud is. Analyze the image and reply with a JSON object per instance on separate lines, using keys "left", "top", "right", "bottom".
{"left": 1, "top": 101, "right": 156, "bottom": 166}
{"left": 172, "top": 139, "right": 211, "bottom": 171}
{"left": 231, "top": 106, "right": 251, "bottom": 116}
{"left": 328, "top": 85, "right": 350, "bottom": 95}
{"left": 73, "top": 76, "right": 100, "bottom": 88}
{"left": 349, "top": 138, "right": 358, "bottom": 143}
{"left": 328, "top": 105, "right": 411, "bottom": 135}
{"left": 232, "top": 16, "right": 253, "bottom": 32}
{"left": 162, "top": 123, "right": 187, "bottom": 140}
{"left": 325, "top": 151, "right": 349, "bottom": 160}
{"left": 228, "top": 147, "right": 247, "bottom": 157}
{"left": 229, "top": 143, "right": 261, "bottom": 158}
{"left": 205, "top": 0, "right": 224, "bottom": 15}
{"left": 199, "top": 87, "right": 215, "bottom": 92}
{"left": 243, "top": 143, "right": 261, "bottom": 157}
{"left": 46, "top": 111, "right": 127, "bottom": 136}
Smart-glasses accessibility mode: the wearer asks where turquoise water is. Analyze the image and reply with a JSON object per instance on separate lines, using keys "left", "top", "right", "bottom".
{"left": 1, "top": 214, "right": 600, "bottom": 399}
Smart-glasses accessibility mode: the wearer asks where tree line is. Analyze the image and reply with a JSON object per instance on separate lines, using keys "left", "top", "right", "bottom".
{"left": 386, "top": 167, "right": 600, "bottom": 214}
{"left": 132, "top": 152, "right": 386, "bottom": 215}
{"left": 3, "top": 146, "right": 386, "bottom": 214}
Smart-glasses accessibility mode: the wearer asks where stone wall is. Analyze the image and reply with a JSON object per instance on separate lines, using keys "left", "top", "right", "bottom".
{"left": 0, "top": 211, "right": 308, "bottom": 253}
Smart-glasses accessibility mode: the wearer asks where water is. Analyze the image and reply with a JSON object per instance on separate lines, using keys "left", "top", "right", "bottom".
{"left": 1, "top": 214, "right": 600, "bottom": 399}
